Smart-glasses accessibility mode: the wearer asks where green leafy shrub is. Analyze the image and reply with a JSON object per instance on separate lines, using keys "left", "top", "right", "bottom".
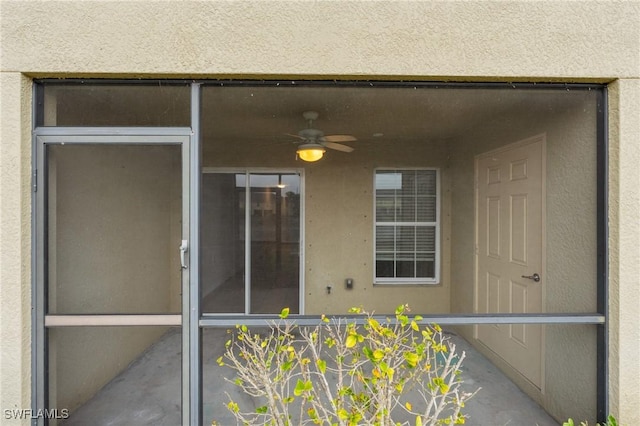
{"left": 564, "top": 415, "right": 619, "bottom": 426}
{"left": 215, "top": 305, "right": 478, "bottom": 426}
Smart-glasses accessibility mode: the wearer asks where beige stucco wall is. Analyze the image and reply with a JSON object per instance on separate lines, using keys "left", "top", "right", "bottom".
{"left": 203, "top": 139, "right": 452, "bottom": 315}
{"left": 0, "top": 71, "right": 32, "bottom": 424}
{"left": 1, "top": 1, "right": 639, "bottom": 425}
{"left": 1, "top": 1, "right": 638, "bottom": 79}
{"left": 607, "top": 79, "right": 640, "bottom": 424}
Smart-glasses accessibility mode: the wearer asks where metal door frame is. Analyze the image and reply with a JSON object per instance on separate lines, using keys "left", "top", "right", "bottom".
{"left": 32, "top": 128, "right": 194, "bottom": 425}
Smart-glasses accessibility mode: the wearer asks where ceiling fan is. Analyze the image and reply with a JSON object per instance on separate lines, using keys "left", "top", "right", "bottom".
{"left": 288, "top": 111, "right": 357, "bottom": 162}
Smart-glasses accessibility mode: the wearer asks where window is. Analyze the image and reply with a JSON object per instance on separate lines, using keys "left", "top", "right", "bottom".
{"left": 375, "top": 169, "right": 439, "bottom": 283}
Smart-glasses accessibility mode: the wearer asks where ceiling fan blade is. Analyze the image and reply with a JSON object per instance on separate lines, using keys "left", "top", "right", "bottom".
{"left": 286, "top": 133, "right": 305, "bottom": 140}
{"left": 323, "top": 134, "right": 357, "bottom": 143}
{"left": 322, "top": 141, "right": 354, "bottom": 153}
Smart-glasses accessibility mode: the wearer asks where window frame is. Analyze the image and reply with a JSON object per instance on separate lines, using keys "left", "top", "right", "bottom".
{"left": 373, "top": 167, "right": 441, "bottom": 285}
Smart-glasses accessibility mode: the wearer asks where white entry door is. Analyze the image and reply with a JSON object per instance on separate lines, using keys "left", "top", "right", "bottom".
{"left": 475, "top": 134, "right": 545, "bottom": 389}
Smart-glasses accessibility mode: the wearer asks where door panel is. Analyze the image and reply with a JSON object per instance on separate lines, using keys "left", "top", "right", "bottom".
{"left": 47, "top": 144, "right": 182, "bottom": 314}
{"left": 476, "top": 135, "right": 545, "bottom": 389}
{"left": 39, "top": 135, "right": 190, "bottom": 424}
{"left": 200, "top": 171, "right": 301, "bottom": 314}
{"left": 249, "top": 173, "right": 300, "bottom": 314}
{"left": 200, "top": 173, "right": 246, "bottom": 313}
{"left": 48, "top": 326, "right": 182, "bottom": 426}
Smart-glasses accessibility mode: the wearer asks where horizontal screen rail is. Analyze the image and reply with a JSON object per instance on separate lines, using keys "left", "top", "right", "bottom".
{"left": 200, "top": 313, "right": 605, "bottom": 328}
{"left": 45, "top": 314, "right": 182, "bottom": 327}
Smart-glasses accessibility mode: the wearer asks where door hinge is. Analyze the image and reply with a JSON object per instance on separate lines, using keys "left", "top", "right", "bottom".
{"left": 32, "top": 169, "right": 38, "bottom": 192}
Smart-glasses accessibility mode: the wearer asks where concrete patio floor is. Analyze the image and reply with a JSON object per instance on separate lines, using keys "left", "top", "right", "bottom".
{"left": 63, "top": 328, "right": 559, "bottom": 426}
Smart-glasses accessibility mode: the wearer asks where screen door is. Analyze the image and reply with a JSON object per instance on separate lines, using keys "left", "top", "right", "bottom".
{"left": 35, "top": 133, "right": 190, "bottom": 425}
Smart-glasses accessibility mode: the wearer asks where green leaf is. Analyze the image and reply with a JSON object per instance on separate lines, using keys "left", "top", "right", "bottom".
{"left": 363, "top": 346, "right": 374, "bottom": 361}
{"left": 317, "top": 359, "right": 327, "bottom": 374}
{"left": 279, "top": 307, "right": 290, "bottom": 319}
{"left": 373, "top": 349, "right": 385, "bottom": 361}
{"left": 387, "top": 367, "right": 395, "bottom": 381}
{"left": 345, "top": 334, "right": 358, "bottom": 348}
{"left": 416, "top": 416, "right": 423, "bottom": 426}
{"left": 367, "top": 317, "right": 380, "bottom": 331}
{"left": 308, "top": 407, "right": 318, "bottom": 419}
{"left": 256, "top": 405, "right": 268, "bottom": 414}
{"left": 293, "top": 379, "right": 312, "bottom": 396}
{"left": 337, "top": 409, "right": 349, "bottom": 420}
{"left": 404, "top": 351, "right": 420, "bottom": 368}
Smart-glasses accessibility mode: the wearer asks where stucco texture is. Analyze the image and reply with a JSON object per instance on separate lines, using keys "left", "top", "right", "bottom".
{"left": 1, "top": 0, "right": 640, "bottom": 425}
{"left": 0, "top": 73, "right": 32, "bottom": 419}
{"left": 0, "top": 1, "right": 638, "bottom": 79}
{"left": 607, "top": 79, "right": 640, "bottom": 423}
{"left": 202, "top": 139, "right": 452, "bottom": 316}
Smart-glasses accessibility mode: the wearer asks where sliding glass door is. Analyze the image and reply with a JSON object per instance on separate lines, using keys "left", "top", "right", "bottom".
{"left": 200, "top": 171, "right": 301, "bottom": 314}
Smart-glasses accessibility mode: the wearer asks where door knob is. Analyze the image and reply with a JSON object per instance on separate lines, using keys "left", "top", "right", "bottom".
{"left": 521, "top": 273, "right": 540, "bottom": 282}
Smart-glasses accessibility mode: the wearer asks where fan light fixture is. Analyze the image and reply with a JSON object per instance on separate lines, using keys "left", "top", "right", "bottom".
{"left": 297, "top": 143, "right": 326, "bottom": 162}
{"left": 288, "top": 111, "right": 356, "bottom": 162}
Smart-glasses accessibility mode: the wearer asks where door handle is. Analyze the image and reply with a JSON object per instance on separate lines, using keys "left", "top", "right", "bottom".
{"left": 179, "top": 240, "right": 189, "bottom": 270}
{"left": 521, "top": 273, "right": 540, "bottom": 282}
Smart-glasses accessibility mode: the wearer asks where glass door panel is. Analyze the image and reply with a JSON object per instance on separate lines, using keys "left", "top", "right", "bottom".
{"left": 249, "top": 173, "right": 300, "bottom": 314}
{"left": 200, "top": 171, "right": 300, "bottom": 314}
{"left": 200, "top": 173, "right": 246, "bottom": 313}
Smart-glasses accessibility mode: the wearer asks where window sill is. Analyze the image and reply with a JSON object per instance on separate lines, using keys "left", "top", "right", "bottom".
{"left": 373, "top": 281, "right": 441, "bottom": 286}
